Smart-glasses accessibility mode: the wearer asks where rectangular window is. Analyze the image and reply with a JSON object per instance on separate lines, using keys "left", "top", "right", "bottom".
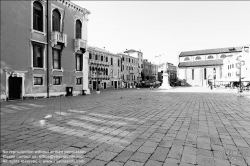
{"left": 76, "top": 77, "right": 82, "bottom": 85}
{"left": 192, "top": 69, "right": 194, "bottom": 80}
{"left": 98, "top": 81, "right": 100, "bottom": 84}
{"left": 89, "top": 53, "right": 92, "bottom": 59}
{"left": 53, "top": 49, "right": 61, "bottom": 69}
{"left": 118, "top": 59, "right": 120, "bottom": 66}
{"left": 101, "top": 56, "right": 103, "bottom": 61}
{"left": 34, "top": 77, "right": 43, "bottom": 85}
{"left": 33, "top": 43, "right": 43, "bottom": 68}
{"left": 111, "top": 58, "right": 113, "bottom": 65}
{"left": 76, "top": 54, "right": 82, "bottom": 71}
{"left": 106, "top": 57, "right": 108, "bottom": 62}
{"left": 89, "top": 81, "right": 92, "bottom": 84}
{"left": 112, "top": 81, "right": 113, "bottom": 86}
{"left": 53, "top": 76, "right": 61, "bottom": 85}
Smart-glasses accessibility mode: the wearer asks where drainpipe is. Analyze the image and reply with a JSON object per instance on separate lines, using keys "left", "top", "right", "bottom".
{"left": 46, "top": 0, "right": 49, "bottom": 98}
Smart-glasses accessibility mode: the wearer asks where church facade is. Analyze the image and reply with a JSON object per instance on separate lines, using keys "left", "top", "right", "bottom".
{"left": 178, "top": 47, "right": 242, "bottom": 86}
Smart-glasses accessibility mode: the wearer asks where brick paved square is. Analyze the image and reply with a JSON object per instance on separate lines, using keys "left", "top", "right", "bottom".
{"left": 163, "top": 157, "right": 180, "bottom": 166}
{"left": 129, "top": 152, "right": 151, "bottom": 163}
{"left": 150, "top": 147, "right": 170, "bottom": 162}
{"left": 113, "top": 150, "right": 134, "bottom": 163}
{"left": 95, "top": 151, "right": 118, "bottom": 161}
{"left": 124, "top": 160, "right": 144, "bottom": 166}
{"left": 1, "top": 90, "right": 250, "bottom": 166}
{"left": 144, "top": 159, "right": 163, "bottom": 166}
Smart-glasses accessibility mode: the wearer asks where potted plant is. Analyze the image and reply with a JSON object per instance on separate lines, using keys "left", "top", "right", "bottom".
{"left": 96, "top": 88, "right": 100, "bottom": 94}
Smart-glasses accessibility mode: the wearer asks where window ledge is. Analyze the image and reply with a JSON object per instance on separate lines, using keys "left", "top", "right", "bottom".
{"left": 76, "top": 84, "right": 82, "bottom": 86}
{"left": 33, "top": 84, "right": 44, "bottom": 87}
{"left": 52, "top": 69, "right": 63, "bottom": 72}
{"left": 75, "top": 70, "right": 83, "bottom": 73}
{"left": 32, "top": 67, "right": 46, "bottom": 71}
{"left": 31, "top": 29, "right": 46, "bottom": 36}
{"left": 52, "top": 85, "right": 62, "bottom": 86}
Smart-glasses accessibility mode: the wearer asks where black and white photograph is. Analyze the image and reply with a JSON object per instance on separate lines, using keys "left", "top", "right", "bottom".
{"left": 1, "top": 0, "right": 250, "bottom": 165}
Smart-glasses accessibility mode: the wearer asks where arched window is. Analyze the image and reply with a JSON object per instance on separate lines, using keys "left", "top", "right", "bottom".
{"left": 52, "top": 9, "right": 61, "bottom": 31}
{"left": 75, "top": 20, "right": 82, "bottom": 39}
{"left": 184, "top": 57, "right": 190, "bottom": 61}
{"left": 195, "top": 56, "right": 201, "bottom": 60}
{"left": 207, "top": 55, "right": 214, "bottom": 59}
{"left": 33, "top": 1, "right": 43, "bottom": 31}
{"left": 220, "top": 54, "right": 226, "bottom": 58}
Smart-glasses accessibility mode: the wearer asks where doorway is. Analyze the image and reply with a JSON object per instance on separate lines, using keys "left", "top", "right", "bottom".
{"left": 104, "top": 82, "right": 106, "bottom": 89}
{"left": 9, "top": 77, "right": 22, "bottom": 100}
{"left": 115, "top": 81, "right": 117, "bottom": 89}
{"left": 93, "top": 81, "right": 97, "bottom": 90}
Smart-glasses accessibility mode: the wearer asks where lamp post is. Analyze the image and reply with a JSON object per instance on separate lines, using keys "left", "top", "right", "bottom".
{"left": 236, "top": 54, "right": 245, "bottom": 93}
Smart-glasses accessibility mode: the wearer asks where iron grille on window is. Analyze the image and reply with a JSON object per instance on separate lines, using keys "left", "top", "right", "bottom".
{"left": 76, "top": 77, "right": 82, "bottom": 85}
{"left": 34, "top": 77, "right": 43, "bottom": 85}
{"left": 53, "top": 76, "right": 61, "bottom": 85}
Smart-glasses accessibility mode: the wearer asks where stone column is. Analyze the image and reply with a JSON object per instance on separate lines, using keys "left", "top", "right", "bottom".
{"left": 159, "top": 72, "right": 172, "bottom": 89}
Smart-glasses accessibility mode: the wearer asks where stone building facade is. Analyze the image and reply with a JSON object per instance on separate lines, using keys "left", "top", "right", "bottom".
{"left": 119, "top": 53, "right": 139, "bottom": 88}
{"left": 88, "top": 47, "right": 122, "bottom": 90}
{"left": 124, "top": 49, "right": 143, "bottom": 82}
{"left": 1, "top": 0, "right": 90, "bottom": 100}
{"left": 222, "top": 45, "right": 250, "bottom": 83}
{"left": 142, "top": 60, "right": 158, "bottom": 83}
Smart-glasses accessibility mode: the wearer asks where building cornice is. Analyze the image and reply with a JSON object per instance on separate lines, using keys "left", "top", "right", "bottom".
{"left": 55, "top": 0, "right": 91, "bottom": 15}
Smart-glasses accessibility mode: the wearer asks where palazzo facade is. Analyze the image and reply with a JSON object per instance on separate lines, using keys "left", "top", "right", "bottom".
{"left": 1, "top": 0, "right": 90, "bottom": 101}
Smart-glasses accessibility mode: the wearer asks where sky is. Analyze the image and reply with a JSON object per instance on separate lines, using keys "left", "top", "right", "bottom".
{"left": 72, "top": 1, "right": 250, "bottom": 66}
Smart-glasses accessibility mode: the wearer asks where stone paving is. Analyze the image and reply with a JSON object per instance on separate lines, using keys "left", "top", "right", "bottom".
{"left": 1, "top": 88, "right": 250, "bottom": 166}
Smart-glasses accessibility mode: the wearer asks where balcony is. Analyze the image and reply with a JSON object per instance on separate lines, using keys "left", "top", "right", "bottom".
{"left": 51, "top": 31, "right": 67, "bottom": 47}
{"left": 75, "top": 39, "right": 87, "bottom": 52}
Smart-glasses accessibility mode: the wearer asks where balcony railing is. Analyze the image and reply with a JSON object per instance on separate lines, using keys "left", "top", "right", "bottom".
{"left": 75, "top": 39, "right": 86, "bottom": 52}
{"left": 51, "top": 31, "right": 67, "bottom": 47}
